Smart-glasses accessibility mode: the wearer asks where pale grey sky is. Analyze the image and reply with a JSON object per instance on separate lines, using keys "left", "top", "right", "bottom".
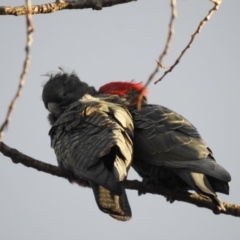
{"left": 0, "top": 1, "right": 239, "bottom": 239}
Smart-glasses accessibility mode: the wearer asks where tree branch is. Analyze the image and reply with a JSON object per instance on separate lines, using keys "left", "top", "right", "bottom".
{"left": 155, "top": 0, "right": 222, "bottom": 84}
{"left": 0, "top": 0, "right": 137, "bottom": 16}
{"left": 0, "top": 141, "right": 88, "bottom": 187}
{"left": 146, "top": 0, "right": 177, "bottom": 86}
{"left": 137, "top": 0, "right": 177, "bottom": 109}
{"left": 0, "top": 141, "right": 239, "bottom": 217}
{"left": 0, "top": 0, "right": 34, "bottom": 140}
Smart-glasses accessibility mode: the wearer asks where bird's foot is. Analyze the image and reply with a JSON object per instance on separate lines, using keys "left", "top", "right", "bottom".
{"left": 138, "top": 178, "right": 149, "bottom": 196}
{"left": 166, "top": 187, "right": 181, "bottom": 203}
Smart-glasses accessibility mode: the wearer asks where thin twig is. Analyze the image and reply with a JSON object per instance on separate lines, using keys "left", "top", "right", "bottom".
{"left": 0, "top": 0, "right": 34, "bottom": 141}
{"left": 147, "top": 0, "right": 177, "bottom": 86}
{"left": 0, "top": 0, "right": 137, "bottom": 16}
{"left": 137, "top": 0, "right": 177, "bottom": 109}
{"left": 0, "top": 141, "right": 240, "bottom": 217}
{"left": 155, "top": 0, "right": 222, "bottom": 84}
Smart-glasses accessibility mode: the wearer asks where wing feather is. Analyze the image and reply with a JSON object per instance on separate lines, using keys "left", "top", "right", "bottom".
{"left": 131, "top": 104, "right": 231, "bottom": 184}
{"left": 50, "top": 94, "right": 134, "bottom": 194}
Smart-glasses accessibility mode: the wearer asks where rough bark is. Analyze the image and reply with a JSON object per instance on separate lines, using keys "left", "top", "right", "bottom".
{"left": 0, "top": 0, "right": 137, "bottom": 16}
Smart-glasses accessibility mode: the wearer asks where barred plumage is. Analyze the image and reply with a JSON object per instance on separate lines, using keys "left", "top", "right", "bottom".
{"left": 42, "top": 73, "right": 133, "bottom": 220}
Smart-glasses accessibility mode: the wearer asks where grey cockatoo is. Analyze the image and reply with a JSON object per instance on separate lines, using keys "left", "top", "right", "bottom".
{"left": 42, "top": 73, "right": 134, "bottom": 220}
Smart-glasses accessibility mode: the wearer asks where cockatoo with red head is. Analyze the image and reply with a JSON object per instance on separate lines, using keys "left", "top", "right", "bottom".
{"left": 99, "top": 81, "right": 231, "bottom": 211}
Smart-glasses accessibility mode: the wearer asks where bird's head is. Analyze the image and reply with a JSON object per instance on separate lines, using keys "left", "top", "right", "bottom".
{"left": 99, "top": 81, "right": 147, "bottom": 97}
{"left": 42, "top": 72, "right": 97, "bottom": 122}
{"left": 99, "top": 81, "right": 147, "bottom": 104}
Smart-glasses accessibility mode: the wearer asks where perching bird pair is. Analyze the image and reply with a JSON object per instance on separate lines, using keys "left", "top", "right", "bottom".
{"left": 42, "top": 72, "right": 231, "bottom": 221}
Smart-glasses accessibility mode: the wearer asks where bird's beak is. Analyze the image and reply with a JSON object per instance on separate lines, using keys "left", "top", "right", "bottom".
{"left": 47, "top": 102, "right": 61, "bottom": 115}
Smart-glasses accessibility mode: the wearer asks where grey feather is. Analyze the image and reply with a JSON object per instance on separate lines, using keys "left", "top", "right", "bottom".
{"left": 130, "top": 103, "right": 231, "bottom": 210}
{"left": 50, "top": 95, "right": 133, "bottom": 203}
{"left": 91, "top": 183, "right": 131, "bottom": 221}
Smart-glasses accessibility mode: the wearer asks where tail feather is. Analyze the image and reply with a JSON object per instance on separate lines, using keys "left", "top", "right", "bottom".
{"left": 164, "top": 159, "right": 231, "bottom": 182}
{"left": 91, "top": 182, "right": 132, "bottom": 221}
{"left": 206, "top": 176, "right": 230, "bottom": 195}
{"left": 177, "top": 171, "right": 226, "bottom": 211}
